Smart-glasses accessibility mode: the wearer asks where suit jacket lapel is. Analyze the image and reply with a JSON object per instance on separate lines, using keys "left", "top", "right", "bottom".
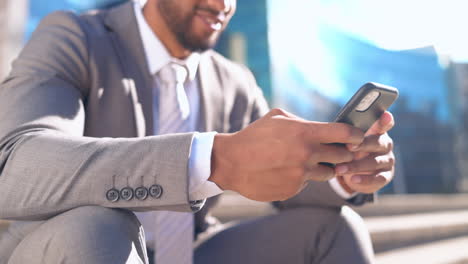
{"left": 101, "top": 3, "right": 225, "bottom": 135}
{"left": 197, "top": 53, "right": 225, "bottom": 133}
{"left": 102, "top": 2, "right": 154, "bottom": 136}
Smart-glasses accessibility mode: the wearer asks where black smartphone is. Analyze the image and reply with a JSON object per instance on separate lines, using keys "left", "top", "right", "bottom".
{"left": 320, "top": 82, "right": 398, "bottom": 167}
{"left": 334, "top": 82, "right": 399, "bottom": 132}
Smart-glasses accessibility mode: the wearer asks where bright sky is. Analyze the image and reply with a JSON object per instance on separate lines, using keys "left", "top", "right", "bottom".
{"left": 267, "top": 0, "right": 457, "bottom": 120}
{"left": 317, "top": 0, "right": 468, "bottom": 62}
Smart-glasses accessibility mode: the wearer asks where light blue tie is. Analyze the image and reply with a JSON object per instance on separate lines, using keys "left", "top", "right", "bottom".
{"left": 158, "top": 62, "right": 191, "bottom": 132}
{"left": 154, "top": 61, "right": 193, "bottom": 264}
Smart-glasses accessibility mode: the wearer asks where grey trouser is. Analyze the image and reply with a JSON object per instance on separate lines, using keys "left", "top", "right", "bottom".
{"left": 1, "top": 206, "right": 374, "bottom": 264}
{"left": 1, "top": 206, "right": 148, "bottom": 264}
{"left": 195, "top": 206, "right": 374, "bottom": 264}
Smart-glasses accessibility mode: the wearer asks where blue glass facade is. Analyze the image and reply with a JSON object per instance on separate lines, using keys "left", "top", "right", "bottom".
{"left": 263, "top": 1, "right": 460, "bottom": 193}
{"left": 215, "top": 0, "right": 272, "bottom": 101}
{"left": 26, "top": 0, "right": 126, "bottom": 39}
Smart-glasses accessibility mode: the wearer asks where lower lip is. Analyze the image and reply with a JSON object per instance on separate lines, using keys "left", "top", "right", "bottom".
{"left": 195, "top": 14, "right": 222, "bottom": 32}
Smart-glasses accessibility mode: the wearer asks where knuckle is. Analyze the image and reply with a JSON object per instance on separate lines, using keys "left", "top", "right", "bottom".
{"left": 296, "top": 124, "right": 308, "bottom": 141}
{"left": 335, "top": 154, "right": 352, "bottom": 165}
{"left": 342, "top": 150, "right": 354, "bottom": 162}
{"left": 307, "top": 147, "right": 320, "bottom": 164}
{"left": 346, "top": 163, "right": 356, "bottom": 173}
{"left": 324, "top": 169, "right": 335, "bottom": 180}
{"left": 340, "top": 125, "right": 353, "bottom": 140}
{"left": 341, "top": 125, "right": 362, "bottom": 143}
{"left": 307, "top": 122, "right": 319, "bottom": 138}
{"left": 299, "top": 147, "right": 311, "bottom": 162}
{"left": 381, "top": 134, "right": 394, "bottom": 152}
{"left": 375, "top": 157, "right": 385, "bottom": 168}
{"left": 387, "top": 154, "right": 396, "bottom": 167}
{"left": 315, "top": 169, "right": 334, "bottom": 181}
{"left": 387, "top": 138, "right": 394, "bottom": 152}
{"left": 375, "top": 154, "right": 394, "bottom": 169}
{"left": 325, "top": 169, "right": 335, "bottom": 180}
{"left": 269, "top": 108, "right": 286, "bottom": 116}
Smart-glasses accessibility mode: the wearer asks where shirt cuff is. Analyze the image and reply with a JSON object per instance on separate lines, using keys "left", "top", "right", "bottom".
{"left": 188, "top": 132, "right": 224, "bottom": 201}
{"left": 328, "top": 177, "right": 357, "bottom": 200}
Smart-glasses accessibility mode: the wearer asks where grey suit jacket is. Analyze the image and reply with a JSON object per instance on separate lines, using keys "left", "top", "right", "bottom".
{"left": 0, "top": 1, "right": 371, "bottom": 243}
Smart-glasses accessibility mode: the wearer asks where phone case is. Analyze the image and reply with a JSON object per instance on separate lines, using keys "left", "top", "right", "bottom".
{"left": 334, "top": 82, "right": 399, "bottom": 132}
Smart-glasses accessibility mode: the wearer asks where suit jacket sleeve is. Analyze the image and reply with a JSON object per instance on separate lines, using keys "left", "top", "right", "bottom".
{"left": 0, "top": 11, "right": 197, "bottom": 221}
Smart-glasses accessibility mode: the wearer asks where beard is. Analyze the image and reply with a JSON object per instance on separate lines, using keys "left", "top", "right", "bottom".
{"left": 157, "top": 0, "right": 222, "bottom": 52}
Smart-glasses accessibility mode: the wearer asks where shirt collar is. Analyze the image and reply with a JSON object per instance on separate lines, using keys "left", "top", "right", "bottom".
{"left": 133, "top": 2, "right": 200, "bottom": 81}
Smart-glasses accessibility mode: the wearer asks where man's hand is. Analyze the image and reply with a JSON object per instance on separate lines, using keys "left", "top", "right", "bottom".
{"left": 335, "top": 111, "right": 395, "bottom": 194}
{"left": 208, "top": 108, "right": 365, "bottom": 202}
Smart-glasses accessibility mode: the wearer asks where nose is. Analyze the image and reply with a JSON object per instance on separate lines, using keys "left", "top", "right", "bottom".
{"left": 205, "top": 0, "right": 235, "bottom": 14}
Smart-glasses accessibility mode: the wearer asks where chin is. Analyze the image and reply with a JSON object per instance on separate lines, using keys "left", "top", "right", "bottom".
{"left": 182, "top": 35, "right": 219, "bottom": 52}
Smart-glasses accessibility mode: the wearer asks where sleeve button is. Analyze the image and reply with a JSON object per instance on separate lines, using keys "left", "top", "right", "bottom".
{"left": 149, "top": 184, "right": 163, "bottom": 198}
{"left": 106, "top": 188, "right": 120, "bottom": 202}
{"left": 120, "top": 187, "right": 134, "bottom": 201}
{"left": 135, "top": 186, "right": 148, "bottom": 200}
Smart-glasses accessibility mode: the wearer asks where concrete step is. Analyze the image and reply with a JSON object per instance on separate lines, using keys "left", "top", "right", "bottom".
{"left": 212, "top": 192, "right": 468, "bottom": 254}
{"left": 366, "top": 210, "right": 468, "bottom": 253}
{"left": 211, "top": 192, "right": 468, "bottom": 222}
{"left": 376, "top": 236, "right": 468, "bottom": 264}
{"left": 355, "top": 194, "right": 468, "bottom": 217}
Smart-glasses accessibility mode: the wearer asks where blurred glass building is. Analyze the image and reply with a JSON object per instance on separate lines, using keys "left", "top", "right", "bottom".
{"left": 219, "top": 0, "right": 468, "bottom": 194}
{"left": 11, "top": 0, "right": 468, "bottom": 194}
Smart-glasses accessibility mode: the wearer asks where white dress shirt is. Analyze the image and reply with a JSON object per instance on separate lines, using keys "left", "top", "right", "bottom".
{"left": 134, "top": 2, "right": 223, "bottom": 203}
{"left": 133, "top": 1, "right": 354, "bottom": 206}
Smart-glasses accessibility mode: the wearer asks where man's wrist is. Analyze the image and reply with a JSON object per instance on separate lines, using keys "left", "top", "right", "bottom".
{"left": 208, "top": 133, "right": 234, "bottom": 191}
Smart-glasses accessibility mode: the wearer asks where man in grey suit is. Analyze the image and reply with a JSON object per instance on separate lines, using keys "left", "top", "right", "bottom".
{"left": 0, "top": 0, "right": 396, "bottom": 263}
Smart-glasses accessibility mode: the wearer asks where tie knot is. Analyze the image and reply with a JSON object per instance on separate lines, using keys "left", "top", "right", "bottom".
{"left": 158, "top": 62, "right": 188, "bottom": 85}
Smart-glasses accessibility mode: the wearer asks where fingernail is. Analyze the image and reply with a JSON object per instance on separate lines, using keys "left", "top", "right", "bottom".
{"left": 336, "top": 165, "right": 348, "bottom": 175}
{"left": 349, "top": 144, "right": 359, "bottom": 151}
{"left": 351, "top": 175, "right": 362, "bottom": 183}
